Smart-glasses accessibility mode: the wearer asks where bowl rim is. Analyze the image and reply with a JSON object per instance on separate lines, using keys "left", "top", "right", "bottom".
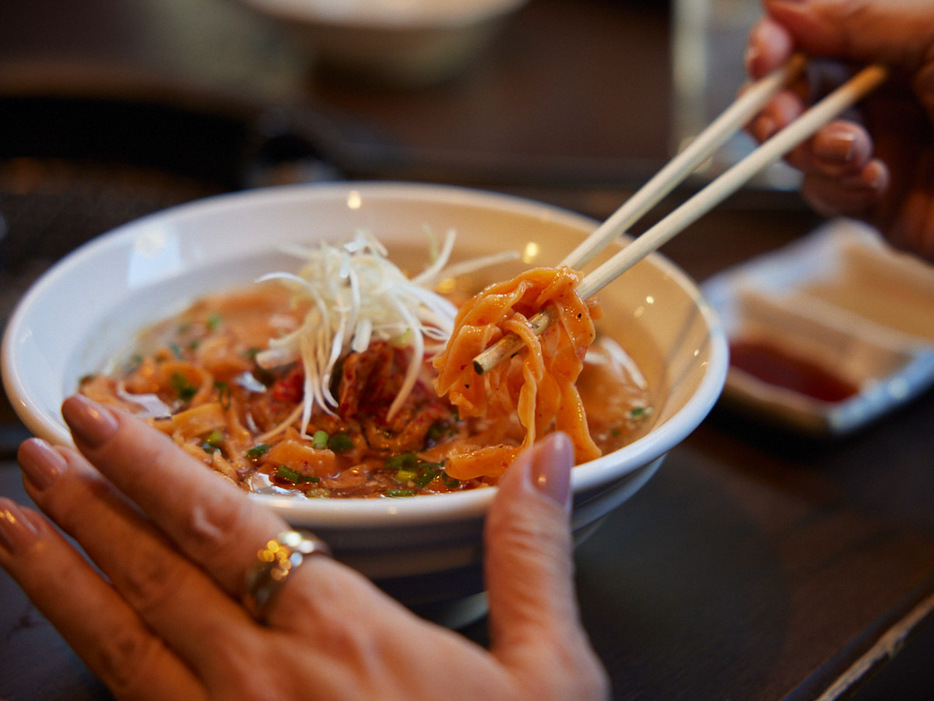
{"left": 2, "top": 181, "right": 728, "bottom": 526}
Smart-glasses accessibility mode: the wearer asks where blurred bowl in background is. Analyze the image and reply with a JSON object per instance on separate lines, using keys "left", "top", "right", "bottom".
{"left": 236, "top": 0, "right": 528, "bottom": 87}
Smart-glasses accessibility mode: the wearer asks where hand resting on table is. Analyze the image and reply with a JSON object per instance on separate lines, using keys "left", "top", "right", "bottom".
{"left": 0, "top": 394, "right": 608, "bottom": 701}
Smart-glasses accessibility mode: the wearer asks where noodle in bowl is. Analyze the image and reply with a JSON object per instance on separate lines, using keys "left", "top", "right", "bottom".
{"left": 2, "top": 182, "right": 728, "bottom": 625}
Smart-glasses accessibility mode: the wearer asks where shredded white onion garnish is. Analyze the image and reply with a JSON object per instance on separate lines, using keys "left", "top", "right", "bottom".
{"left": 255, "top": 229, "right": 516, "bottom": 435}
{"left": 115, "top": 385, "right": 172, "bottom": 419}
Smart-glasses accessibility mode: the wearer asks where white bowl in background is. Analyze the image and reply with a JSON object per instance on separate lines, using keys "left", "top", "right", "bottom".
{"left": 2, "top": 182, "right": 727, "bottom": 625}
{"left": 237, "top": 0, "right": 528, "bottom": 87}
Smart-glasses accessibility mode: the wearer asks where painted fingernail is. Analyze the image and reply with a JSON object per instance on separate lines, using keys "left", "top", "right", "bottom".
{"left": 529, "top": 433, "right": 573, "bottom": 511}
{"left": 816, "top": 126, "right": 857, "bottom": 163}
{"left": 17, "top": 438, "right": 66, "bottom": 490}
{"left": 863, "top": 160, "right": 888, "bottom": 190}
{"left": 62, "top": 395, "right": 118, "bottom": 448}
{"left": 0, "top": 498, "right": 40, "bottom": 554}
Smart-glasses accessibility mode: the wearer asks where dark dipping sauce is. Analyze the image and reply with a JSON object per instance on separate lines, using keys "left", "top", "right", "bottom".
{"left": 729, "top": 338, "right": 860, "bottom": 403}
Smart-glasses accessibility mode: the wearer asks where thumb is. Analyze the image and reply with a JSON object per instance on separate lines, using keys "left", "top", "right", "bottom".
{"left": 483, "top": 433, "right": 606, "bottom": 693}
{"left": 764, "top": 0, "right": 934, "bottom": 69}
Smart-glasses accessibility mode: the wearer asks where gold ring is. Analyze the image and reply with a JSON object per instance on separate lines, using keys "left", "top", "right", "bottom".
{"left": 244, "top": 529, "right": 331, "bottom": 622}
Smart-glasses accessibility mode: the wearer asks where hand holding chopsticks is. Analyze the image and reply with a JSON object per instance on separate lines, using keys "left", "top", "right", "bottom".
{"left": 472, "top": 58, "right": 888, "bottom": 375}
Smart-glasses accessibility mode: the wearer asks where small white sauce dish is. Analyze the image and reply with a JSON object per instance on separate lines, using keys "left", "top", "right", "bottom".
{"left": 703, "top": 218, "right": 934, "bottom": 436}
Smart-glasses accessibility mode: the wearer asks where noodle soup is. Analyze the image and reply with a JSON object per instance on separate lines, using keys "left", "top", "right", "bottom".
{"left": 5, "top": 183, "right": 727, "bottom": 618}
{"left": 79, "top": 240, "right": 654, "bottom": 498}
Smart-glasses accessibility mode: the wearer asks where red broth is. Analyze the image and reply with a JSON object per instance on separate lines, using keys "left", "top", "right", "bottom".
{"left": 729, "top": 338, "right": 859, "bottom": 403}
{"left": 80, "top": 283, "right": 654, "bottom": 498}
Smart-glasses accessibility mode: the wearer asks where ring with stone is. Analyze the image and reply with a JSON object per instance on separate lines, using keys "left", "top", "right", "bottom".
{"left": 243, "top": 529, "right": 331, "bottom": 622}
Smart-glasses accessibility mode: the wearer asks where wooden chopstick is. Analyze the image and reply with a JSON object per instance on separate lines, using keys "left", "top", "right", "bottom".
{"left": 472, "top": 60, "right": 888, "bottom": 375}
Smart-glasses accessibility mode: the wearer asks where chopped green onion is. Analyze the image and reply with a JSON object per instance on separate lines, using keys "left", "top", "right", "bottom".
{"left": 395, "top": 468, "right": 418, "bottom": 483}
{"left": 206, "top": 312, "right": 223, "bottom": 330}
{"left": 170, "top": 372, "right": 197, "bottom": 401}
{"left": 387, "top": 455, "right": 446, "bottom": 490}
{"left": 629, "top": 406, "right": 651, "bottom": 421}
{"left": 276, "top": 465, "right": 304, "bottom": 483}
{"left": 246, "top": 444, "right": 270, "bottom": 460}
{"left": 413, "top": 465, "right": 441, "bottom": 488}
{"left": 312, "top": 430, "right": 330, "bottom": 450}
{"left": 386, "top": 489, "right": 418, "bottom": 498}
{"left": 327, "top": 432, "right": 354, "bottom": 453}
{"left": 441, "top": 472, "right": 460, "bottom": 489}
{"left": 201, "top": 429, "right": 224, "bottom": 453}
{"left": 386, "top": 453, "right": 418, "bottom": 470}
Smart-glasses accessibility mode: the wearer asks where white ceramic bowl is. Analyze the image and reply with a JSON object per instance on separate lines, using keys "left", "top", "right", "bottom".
{"left": 2, "top": 182, "right": 727, "bottom": 625}
{"left": 237, "top": 0, "right": 528, "bottom": 87}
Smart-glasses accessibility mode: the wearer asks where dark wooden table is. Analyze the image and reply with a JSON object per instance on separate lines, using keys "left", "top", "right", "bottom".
{"left": 2, "top": 1, "right": 934, "bottom": 699}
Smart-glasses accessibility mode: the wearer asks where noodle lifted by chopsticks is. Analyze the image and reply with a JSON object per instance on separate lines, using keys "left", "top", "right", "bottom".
{"left": 433, "top": 266, "right": 602, "bottom": 479}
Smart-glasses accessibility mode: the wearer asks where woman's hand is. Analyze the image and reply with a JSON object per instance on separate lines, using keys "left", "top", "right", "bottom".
{"left": 745, "top": 0, "right": 934, "bottom": 261}
{"left": 0, "top": 395, "right": 608, "bottom": 700}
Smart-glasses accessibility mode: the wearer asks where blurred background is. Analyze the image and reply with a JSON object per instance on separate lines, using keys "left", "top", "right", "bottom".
{"left": 4, "top": 2, "right": 934, "bottom": 700}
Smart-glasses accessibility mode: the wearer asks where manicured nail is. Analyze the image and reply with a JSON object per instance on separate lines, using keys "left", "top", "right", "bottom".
{"left": 17, "top": 438, "right": 66, "bottom": 490}
{"left": 62, "top": 395, "right": 118, "bottom": 448}
{"left": 863, "top": 160, "right": 888, "bottom": 191}
{"left": 816, "top": 126, "right": 857, "bottom": 163}
{"left": 529, "top": 433, "right": 573, "bottom": 511}
{"left": 0, "top": 498, "right": 40, "bottom": 553}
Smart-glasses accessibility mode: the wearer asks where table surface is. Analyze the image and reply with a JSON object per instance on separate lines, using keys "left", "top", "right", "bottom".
{"left": 2, "top": 1, "right": 934, "bottom": 699}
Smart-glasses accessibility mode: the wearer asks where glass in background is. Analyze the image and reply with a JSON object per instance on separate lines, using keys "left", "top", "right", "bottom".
{"left": 671, "top": 0, "right": 800, "bottom": 189}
